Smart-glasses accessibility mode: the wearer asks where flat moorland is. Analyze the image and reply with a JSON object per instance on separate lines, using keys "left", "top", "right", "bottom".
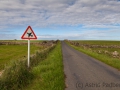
{"left": 0, "top": 40, "right": 44, "bottom": 70}
{"left": 67, "top": 40, "right": 120, "bottom": 70}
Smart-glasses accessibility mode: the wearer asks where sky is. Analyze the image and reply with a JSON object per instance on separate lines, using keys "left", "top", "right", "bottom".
{"left": 0, "top": 0, "right": 120, "bottom": 40}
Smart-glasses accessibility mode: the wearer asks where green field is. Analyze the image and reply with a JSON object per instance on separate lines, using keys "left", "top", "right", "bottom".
{"left": 24, "top": 42, "right": 65, "bottom": 90}
{"left": 67, "top": 40, "right": 120, "bottom": 70}
{"left": 0, "top": 44, "right": 43, "bottom": 70}
{"left": 0, "top": 41, "right": 65, "bottom": 90}
{"left": 73, "top": 40, "right": 120, "bottom": 45}
{"left": 0, "top": 40, "right": 42, "bottom": 42}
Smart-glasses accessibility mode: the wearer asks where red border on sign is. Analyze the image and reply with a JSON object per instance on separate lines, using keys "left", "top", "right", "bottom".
{"left": 21, "top": 26, "right": 37, "bottom": 39}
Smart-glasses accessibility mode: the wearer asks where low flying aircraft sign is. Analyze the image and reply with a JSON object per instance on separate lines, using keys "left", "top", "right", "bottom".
{"left": 21, "top": 26, "right": 37, "bottom": 39}
{"left": 21, "top": 26, "right": 37, "bottom": 68}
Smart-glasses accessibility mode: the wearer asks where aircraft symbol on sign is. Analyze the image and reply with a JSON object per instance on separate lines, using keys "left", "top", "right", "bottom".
{"left": 27, "top": 32, "right": 33, "bottom": 37}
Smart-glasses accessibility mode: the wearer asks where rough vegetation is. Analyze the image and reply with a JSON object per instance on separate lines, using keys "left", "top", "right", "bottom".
{"left": 0, "top": 40, "right": 58, "bottom": 46}
{"left": 24, "top": 41, "right": 65, "bottom": 90}
{"left": 66, "top": 40, "right": 120, "bottom": 70}
{"left": 67, "top": 40, "right": 120, "bottom": 59}
{"left": 0, "top": 40, "right": 59, "bottom": 90}
{"left": 0, "top": 40, "right": 58, "bottom": 70}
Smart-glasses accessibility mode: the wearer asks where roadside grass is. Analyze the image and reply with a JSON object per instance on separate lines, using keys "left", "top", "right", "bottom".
{"left": 0, "top": 43, "right": 56, "bottom": 90}
{"left": 0, "top": 44, "right": 43, "bottom": 70}
{"left": 72, "top": 40, "right": 120, "bottom": 45}
{"left": 67, "top": 41, "right": 120, "bottom": 70}
{"left": 24, "top": 42, "right": 65, "bottom": 90}
{"left": 71, "top": 40, "right": 120, "bottom": 56}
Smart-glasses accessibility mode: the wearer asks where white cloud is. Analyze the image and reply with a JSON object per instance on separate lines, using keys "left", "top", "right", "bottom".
{"left": 0, "top": 0, "right": 120, "bottom": 27}
{"left": 82, "top": 24, "right": 120, "bottom": 29}
{"left": 0, "top": 34, "right": 21, "bottom": 40}
{"left": 0, "top": 0, "right": 120, "bottom": 40}
{"left": 36, "top": 28, "right": 120, "bottom": 40}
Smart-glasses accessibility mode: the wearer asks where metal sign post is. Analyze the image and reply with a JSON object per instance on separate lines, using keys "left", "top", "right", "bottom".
{"left": 21, "top": 26, "right": 37, "bottom": 68}
{"left": 28, "top": 39, "right": 30, "bottom": 68}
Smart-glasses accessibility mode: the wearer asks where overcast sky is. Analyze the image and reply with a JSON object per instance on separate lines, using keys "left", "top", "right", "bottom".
{"left": 0, "top": 0, "right": 120, "bottom": 40}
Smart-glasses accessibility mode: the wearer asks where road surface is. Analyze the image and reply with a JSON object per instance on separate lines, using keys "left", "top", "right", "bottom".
{"left": 62, "top": 41, "right": 120, "bottom": 90}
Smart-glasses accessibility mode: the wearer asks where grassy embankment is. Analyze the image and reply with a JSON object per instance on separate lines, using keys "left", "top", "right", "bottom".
{"left": 0, "top": 41, "right": 65, "bottom": 90}
{"left": 24, "top": 42, "right": 65, "bottom": 90}
{"left": 67, "top": 40, "right": 120, "bottom": 70}
{"left": 0, "top": 44, "right": 43, "bottom": 70}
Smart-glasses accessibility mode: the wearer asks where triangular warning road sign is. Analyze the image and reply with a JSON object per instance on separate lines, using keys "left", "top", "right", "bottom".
{"left": 21, "top": 26, "right": 37, "bottom": 39}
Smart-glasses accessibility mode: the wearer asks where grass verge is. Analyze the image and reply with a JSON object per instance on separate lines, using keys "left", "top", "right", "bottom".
{"left": 67, "top": 42, "right": 120, "bottom": 70}
{"left": 24, "top": 42, "right": 65, "bottom": 90}
{"left": 0, "top": 44, "right": 56, "bottom": 90}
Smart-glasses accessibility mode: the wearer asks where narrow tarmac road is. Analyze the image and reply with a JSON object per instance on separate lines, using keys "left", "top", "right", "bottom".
{"left": 62, "top": 41, "right": 120, "bottom": 90}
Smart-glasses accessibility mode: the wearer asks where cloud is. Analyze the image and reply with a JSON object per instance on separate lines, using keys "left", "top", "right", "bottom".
{"left": 0, "top": 34, "right": 20, "bottom": 40}
{"left": 0, "top": 0, "right": 120, "bottom": 40}
{"left": 0, "top": 0, "right": 120, "bottom": 28}
{"left": 1, "top": 28, "right": 120, "bottom": 40}
{"left": 82, "top": 24, "right": 120, "bottom": 29}
{"left": 36, "top": 28, "right": 120, "bottom": 40}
